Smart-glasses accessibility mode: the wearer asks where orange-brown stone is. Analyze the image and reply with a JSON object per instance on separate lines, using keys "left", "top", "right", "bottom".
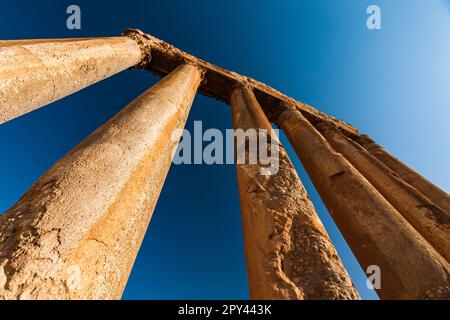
{"left": 354, "top": 134, "right": 450, "bottom": 215}
{"left": 317, "top": 122, "right": 450, "bottom": 263}
{"left": 274, "top": 106, "right": 450, "bottom": 299}
{"left": 231, "top": 86, "right": 359, "bottom": 300}
{"left": 0, "top": 64, "right": 203, "bottom": 299}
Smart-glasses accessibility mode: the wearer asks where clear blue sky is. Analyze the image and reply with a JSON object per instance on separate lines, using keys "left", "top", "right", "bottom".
{"left": 1, "top": 0, "right": 449, "bottom": 300}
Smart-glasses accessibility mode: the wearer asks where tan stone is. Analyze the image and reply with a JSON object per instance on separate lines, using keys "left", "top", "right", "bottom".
{"left": 317, "top": 122, "right": 450, "bottom": 263}
{"left": 0, "top": 38, "right": 93, "bottom": 47}
{"left": 1, "top": 30, "right": 448, "bottom": 301}
{"left": 0, "top": 64, "right": 203, "bottom": 300}
{"left": 0, "top": 37, "right": 142, "bottom": 124}
{"left": 274, "top": 106, "right": 450, "bottom": 299}
{"left": 354, "top": 135, "right": 450, "bottom": 215}
{"left": 230, "top": 85, "right": 359, "bottom": 300}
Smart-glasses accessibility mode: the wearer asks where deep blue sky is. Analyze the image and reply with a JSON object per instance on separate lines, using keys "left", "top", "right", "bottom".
{"left": 1, "top": 0, "right": 449, "bottom": 300}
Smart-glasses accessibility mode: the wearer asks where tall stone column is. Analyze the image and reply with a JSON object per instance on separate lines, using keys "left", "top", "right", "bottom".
{"left": 0, "top": 64, "right": 203, "bottom": 300}
{"left": 0, "top": 38, "right": 91, "bottom": 47}
{"left": 0, "top": 36, "right": 144, "bottom": 124}
{"left": 317, "top": 122, "right": 450, "bottom": 263}
{"left": 354, "top": 135, "right": 450, "bottom": 215}
{"left": 274, "top": 105, "right": 450, "bottom": 299}
{"left": 230, "top": 85, "right": 359, "bottom": 300}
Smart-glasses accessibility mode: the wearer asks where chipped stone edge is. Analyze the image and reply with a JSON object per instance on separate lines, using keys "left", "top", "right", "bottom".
{"left": 123, "top": 28, "right": 359, "bottom": 137}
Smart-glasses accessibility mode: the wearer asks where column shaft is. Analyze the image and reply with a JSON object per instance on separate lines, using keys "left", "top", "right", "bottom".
{"left": 317, "top": 122, "right": 450, "bottom": 263}
{"left": 0, "top": 36, "right": 143, "bottom": 124}
{"left": 0, "top": 64, "right": 203, "bottom": 300}
{"left": 355, "top": 135, "right": 450, "bottom": 214}
{"left": 230, "top": 86, "right": 359, "bottom": 300}
{"left": 275, "top": 107, "right": 450, "bottom": 299}
{"left": 0, "top": 38, "right": 92, "bottom": 47}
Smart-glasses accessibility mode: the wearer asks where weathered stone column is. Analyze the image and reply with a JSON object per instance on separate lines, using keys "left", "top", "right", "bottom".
{"left": 274, "top": 105, "right": 450, "bottom": 299}
{"left": 354, "top": 135, "right": 450, "bottom": 215}
{"left": 230, "top": 85, "right": 359, "bottom": 300}
{"left": 0, "top": 64, "right": 203, "bottom": 300}
{"left": 317, "top": 122, "right": 450, "bottom": 263}
{"left": 0, "top": 36, "right": 144, "bottom": 124}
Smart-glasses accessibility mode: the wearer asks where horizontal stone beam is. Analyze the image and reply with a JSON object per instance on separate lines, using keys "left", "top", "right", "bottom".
{"left": 124, "top": 29, "right": 359, "bottom": 136}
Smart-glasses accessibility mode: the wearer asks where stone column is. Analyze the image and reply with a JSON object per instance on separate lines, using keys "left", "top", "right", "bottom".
{"left": 0, "top": 36, "right": 144, "bottom": 124}
{"left": 354, "top": 135, "right": 450, "bottom": 215}
{"left": 274, "top": 105, "right": 450, "bottom": 299}
{"left": 230, "top": 85, "right": 359, "bottom": 300}
{"left": 0, "top": 38, "right": 92, "bottom": 47}
{"left": 0, "top": 64, "right": 203, "bottom": 300}
{"left": 317, "top": 122, "right": 450, "bottom": 263}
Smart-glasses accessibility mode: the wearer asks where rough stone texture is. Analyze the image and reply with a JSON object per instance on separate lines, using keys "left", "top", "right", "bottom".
{"left": 1, "top": 30, "right": 448, "bottom": 301}
{"left": 0, "top": 64, "right": 203, "bottom": 300}
{"left": 0, "top": 38, "right": 94, "bottom": 47}
{"left": 317, "top": 122, "right": 450, "bottom": 263}
{"left": 123, "top": 29, "right": 359, "bottom": 137}
{"left": 274, "top": 106, "right": 450, "bottom": 300}
{"left": 126, "top": 27, "right": 449, "bottom": 222}
{"left": 0, "top": 36, "right": 142, "bottom": 124}
{"left": 230, "top": 85, "right": 359, "bottom": 300}
{"left": 353, "top": 134, "right": 450, "bottom": 215}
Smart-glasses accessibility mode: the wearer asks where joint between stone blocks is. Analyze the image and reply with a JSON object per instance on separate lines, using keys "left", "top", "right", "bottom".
{"left": 122, "top": 28, "right": 152, "bottom": 68}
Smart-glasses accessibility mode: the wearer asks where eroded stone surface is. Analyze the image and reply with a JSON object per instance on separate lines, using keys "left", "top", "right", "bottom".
{"left": 354, "top": 134, "right": 450, "bottom": 216}
{"left": 0, "top": 64, "right": 203, "bottom": 300}
{"left": 0, "top": 37, "right": 142, "bottom": 124}
{"left": 317, "top": 122, "right": 450, "bottom": 263}
{"left": 275, "top": 106, "right": 450, "bottom": 300}
{"left": 231, "top": 85, "right": 359, "bottom": 300}
{"left": 1, "top": 30, "right": 448, "bottom": 301}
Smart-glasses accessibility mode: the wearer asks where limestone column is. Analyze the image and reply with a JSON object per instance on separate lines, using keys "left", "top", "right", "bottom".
{"left": 354, "top": 135, "right": 450, "bottom": 215}
{"left": 274, "top": 105, "right": 450, "bottom": 299}
{"left": 230, "top": 85, "right": 359, "bottom": 300}
{"left": 0, "top": 64, "right": 203, "bottom": 300}
{"left": 316, "top": 122, "right": 450, "bottom": 263}
{"left": 0, "top": 36, "right": 144, "bottom": 124}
